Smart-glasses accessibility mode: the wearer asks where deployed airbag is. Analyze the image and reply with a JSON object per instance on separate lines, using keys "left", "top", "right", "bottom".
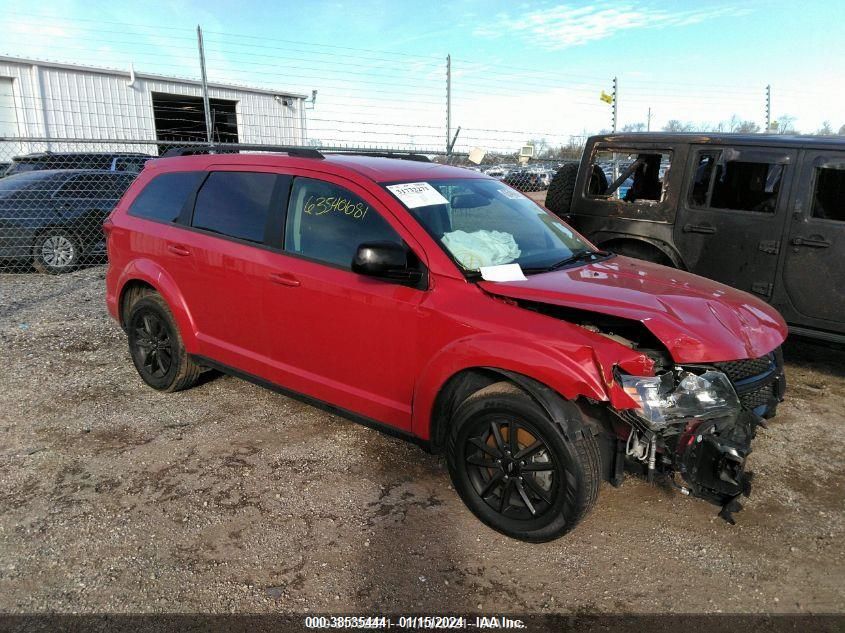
{"left": 442, "top": 229, "right": 521, "bottom": 270}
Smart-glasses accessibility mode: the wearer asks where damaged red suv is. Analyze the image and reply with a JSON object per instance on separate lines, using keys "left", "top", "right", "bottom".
{"left": 105, "top": 149, "right": 787, "bottom": 542}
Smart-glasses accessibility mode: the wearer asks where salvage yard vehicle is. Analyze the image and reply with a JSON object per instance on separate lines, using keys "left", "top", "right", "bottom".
{"left": 0, "top": 169, "right": 134, "bottom": 273}
{"left": 105, "top": 148, "right": 787, "bottom": 541}
{"left": 4, "top": 151, "right": 152, "bottom": 177}
{"left": 545, "top": 133, "right": 845, "bottom": 344}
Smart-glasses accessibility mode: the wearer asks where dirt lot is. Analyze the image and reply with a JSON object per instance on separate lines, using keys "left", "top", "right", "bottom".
{"left": 0, "top": 266, "right": 843, "bottom": 614}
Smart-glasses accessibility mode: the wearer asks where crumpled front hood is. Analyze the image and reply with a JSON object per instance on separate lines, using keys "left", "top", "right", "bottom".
{"left": 478, "top": 256, "right": 788, "bottom": 363}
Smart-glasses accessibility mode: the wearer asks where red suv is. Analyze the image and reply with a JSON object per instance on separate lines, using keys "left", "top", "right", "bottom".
{"left": 105, "top": 150, "right": 787, "bottom": 541}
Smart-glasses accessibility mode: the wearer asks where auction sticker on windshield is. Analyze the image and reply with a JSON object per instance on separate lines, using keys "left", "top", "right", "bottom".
{"left": 386, "top": 182, "right": 449, "bottom": 208}
{"left": 497, "top": 188, "right": 523, "bottom": 200}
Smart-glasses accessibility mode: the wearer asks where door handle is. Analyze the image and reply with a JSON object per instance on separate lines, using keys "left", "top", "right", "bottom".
{"left": 682, "top": 223, "right": 717, "bottom": 234}
{"left": 166, "top": 244, "right": 191, "bottom": 256}
{"left": 791, "top": 236, "right": 831, "bottom": 248}
{"left": 269, "top": 272, "right": 301, "bottom": 287}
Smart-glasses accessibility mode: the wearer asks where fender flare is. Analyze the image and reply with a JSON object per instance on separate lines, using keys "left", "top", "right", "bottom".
{"left": 592, "top": 232, "right": 687, "bottom": 270}
{"left": 493, "top": 370, "right": 598, "bottom": 442}
{"left": 114, "top": 260, "right": 199, "bottom": 353}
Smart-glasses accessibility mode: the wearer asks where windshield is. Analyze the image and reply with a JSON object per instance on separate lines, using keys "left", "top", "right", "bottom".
{"left": 384, "top": 178, "right": 594, "bottom": 273}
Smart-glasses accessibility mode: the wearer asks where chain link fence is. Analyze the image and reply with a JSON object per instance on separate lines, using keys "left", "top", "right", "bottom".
{"left": 0, "top": 135, "right": 581, "bottom": 275}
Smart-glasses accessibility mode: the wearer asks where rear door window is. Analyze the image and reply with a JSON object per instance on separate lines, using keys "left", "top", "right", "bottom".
{"left": 688, "top": 149, "right": 785, "bottom": 213}
{"left": 55, "top": 174, "right": 130, "bottom": 200}
{"left": 128, "top": 171, "right": 205, "bottom": 223}
{"left": 191, "top": 171, "right": 282, "bottom": 244}
{"left": 812, "top": 166, "right": 845, "bottom": 222}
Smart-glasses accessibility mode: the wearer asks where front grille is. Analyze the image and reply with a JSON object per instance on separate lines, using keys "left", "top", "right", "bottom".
{"left": 739, "top": 384, "right": 777, "bottom": 410}
{"left": 714, "top": 348, "right": 783, "bottom": 412}
{"left": 713, "top": 354, "right": 775, "bottom": 382}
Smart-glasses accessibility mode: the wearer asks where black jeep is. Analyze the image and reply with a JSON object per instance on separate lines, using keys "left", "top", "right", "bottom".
{"left": 545, "top": 133, "right": 845, "bottom": 344}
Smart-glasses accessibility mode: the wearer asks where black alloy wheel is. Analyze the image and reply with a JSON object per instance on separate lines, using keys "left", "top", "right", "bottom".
{"left": 126, "top": 294, "right": 203, "bottom": 392}
{"left": 133, "top": 310, "right": 174, "bottom": 380}
{"left": 446, "top": 382, "right": 601, "bottom": 542}
{"left": 465, "top": 419, "right": 557, "bottom": 520}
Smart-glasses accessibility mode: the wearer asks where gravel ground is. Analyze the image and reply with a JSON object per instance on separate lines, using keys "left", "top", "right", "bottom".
{"left": 0, "top": 266, "right": 843, "bottom": 614}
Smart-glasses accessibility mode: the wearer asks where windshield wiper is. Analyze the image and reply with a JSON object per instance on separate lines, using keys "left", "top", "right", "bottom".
{"left": 523, "top": 250, "right": 610, "bottom": 275}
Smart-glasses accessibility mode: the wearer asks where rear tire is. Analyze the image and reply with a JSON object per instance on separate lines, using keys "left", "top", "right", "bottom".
{"left": 33, "top": 230, "right": 81, "bottom": 274}
{"left": 127, "top": 294, "right": 202, "bottom": 392}
{"left": 446, "top": 382, "right": 600, "bottom": 542}
{"left": 545, "top": 163, "right": 579, "bottom": 217}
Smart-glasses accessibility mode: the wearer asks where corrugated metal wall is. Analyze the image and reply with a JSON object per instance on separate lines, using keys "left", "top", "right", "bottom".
{"left": 0, "top": 59, "right": 305, "bottom": 156}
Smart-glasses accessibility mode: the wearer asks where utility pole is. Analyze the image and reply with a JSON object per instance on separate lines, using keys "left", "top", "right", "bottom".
{"left": 611, "top": 77, "right": 618, "bottom": 185}
{"left": 765, "top": 84, "right": 772, "bottom": 133}
{"left": 446, "top": 55, "right": 452, "bottom": 156}
{"left": 196, "top": 25, "right": 214, "bottom": 145}
{"left": 647, "top": 107, "right": 652, "bottom": 132}
{"left": 611, "top": 76, "right": 618, "bottom": 132}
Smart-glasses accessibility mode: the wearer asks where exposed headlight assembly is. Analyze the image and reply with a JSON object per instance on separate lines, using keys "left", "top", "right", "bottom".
{"left": 619, "top": 370, "right": 740, "bottom": 429}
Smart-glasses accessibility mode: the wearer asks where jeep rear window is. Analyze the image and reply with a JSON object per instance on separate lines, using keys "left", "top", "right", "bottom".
{"left": 128, "top": 171, "right": 204, "bottom": 223}
{"left": 812, "top": 166, "right": 845, "bottom": 222}
{"left": 689, "top": 150, "right": 784, "bottom": 213}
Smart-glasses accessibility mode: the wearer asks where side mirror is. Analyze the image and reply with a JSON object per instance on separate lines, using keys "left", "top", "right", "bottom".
{"left": 352, "top": 241, "right": 423, "bottom": 287}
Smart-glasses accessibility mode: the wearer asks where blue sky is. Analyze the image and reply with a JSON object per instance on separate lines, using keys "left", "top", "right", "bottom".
{"left": 1, "top": 0, "right": 842, "bottom": 149}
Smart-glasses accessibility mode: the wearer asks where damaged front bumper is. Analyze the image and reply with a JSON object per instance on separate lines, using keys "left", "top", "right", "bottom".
{"left": 613, "top": 349, "right": 785, "bottom": 523}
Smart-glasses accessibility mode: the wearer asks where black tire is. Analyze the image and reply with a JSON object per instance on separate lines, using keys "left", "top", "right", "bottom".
{"left": 608, "top": 241, "right": 674, "bottom": 266}
{"left": 127, "top": 294, "right": 202, "bottom": 392}
{"left": 32, "top": 229, "right": 82, "bottom": 274}
{"left": 446, "top": 382, "right": 600, "bottom": 542}
{"left": 545, "top": 163, "right": 579, "bottom": 217}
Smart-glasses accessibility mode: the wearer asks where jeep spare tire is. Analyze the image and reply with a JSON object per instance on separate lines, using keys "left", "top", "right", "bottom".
{"left": 545, "top": 163, "right": 579, "bottom": 217}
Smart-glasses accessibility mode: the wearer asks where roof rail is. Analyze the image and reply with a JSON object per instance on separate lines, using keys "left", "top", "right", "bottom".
{"left": 328, "top": 151, "right": 431, "bottom": 163}
{"left": 159, "top": 145, "right": 324, "bottom": 159}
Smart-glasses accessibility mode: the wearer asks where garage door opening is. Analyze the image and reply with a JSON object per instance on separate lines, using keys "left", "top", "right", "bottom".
{"left": 151, "top": 92, "right": 239, "bottom": 147}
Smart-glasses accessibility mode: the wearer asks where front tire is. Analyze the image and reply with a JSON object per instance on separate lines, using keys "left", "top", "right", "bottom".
{"left": 446, "top": 382, "right": 600, "bottom": 542}
{"left": 127, "top": 294, "right": 202, "bottom": 392}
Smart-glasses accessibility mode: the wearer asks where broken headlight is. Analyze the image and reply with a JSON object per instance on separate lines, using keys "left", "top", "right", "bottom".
{"left": 619, "top": 370, "right": 740, "bottom": 429}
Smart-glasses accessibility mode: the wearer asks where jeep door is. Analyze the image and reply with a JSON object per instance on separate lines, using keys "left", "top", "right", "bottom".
{"left": 261, "top": 172, "right": 428, "bottom": 431}
{"left": 674, "top": 146, "right": 796, "bottom": 299}
{"left": 780, "top": 150, "right": 845, "bottom": 335}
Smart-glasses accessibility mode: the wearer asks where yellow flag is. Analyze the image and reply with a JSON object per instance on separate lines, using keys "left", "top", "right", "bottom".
{"left": 600, "top": 91, "right": 613, "bottom": 104}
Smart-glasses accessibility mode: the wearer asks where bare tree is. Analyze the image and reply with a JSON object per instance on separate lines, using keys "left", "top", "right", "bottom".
{"left": 816, "top": 121, "right": 833, "bottom": 135}
{"left": 663, "top": 120, "right": 694, "bottom": 132}
{"left": 775, "top": 115, "right": 797, "bottom": 134}
{"left": 621, "top": 122, "right": 647, "bottom": 132}
{"left": 734, "top": 120, "right": 761, "bottom": 133}
{"left": 839, "top": 124, "right": 845, "bottom": 135}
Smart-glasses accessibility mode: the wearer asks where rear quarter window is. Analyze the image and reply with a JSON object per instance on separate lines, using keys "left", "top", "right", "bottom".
{"left": 128, "top": 171, "right": 205, "bottom": 223}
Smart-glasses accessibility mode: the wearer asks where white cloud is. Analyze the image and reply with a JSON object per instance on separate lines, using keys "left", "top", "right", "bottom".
{"left": 473, "top": 2, "right": 750, "bottom": 50}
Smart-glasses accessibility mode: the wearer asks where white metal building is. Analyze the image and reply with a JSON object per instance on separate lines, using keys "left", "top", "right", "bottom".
{"left": 0, "top": 55, "right": 309, "bottom": 156}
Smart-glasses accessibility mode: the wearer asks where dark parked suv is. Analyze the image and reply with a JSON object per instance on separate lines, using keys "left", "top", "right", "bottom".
{"left": 0, "top": 170, "right": 134, "bottom": 272}
{"left": 545, "top": 133, "right": 845, "bottom": 344}
{"left": 4, "top": 151, "right": 151, "bottom": 177}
